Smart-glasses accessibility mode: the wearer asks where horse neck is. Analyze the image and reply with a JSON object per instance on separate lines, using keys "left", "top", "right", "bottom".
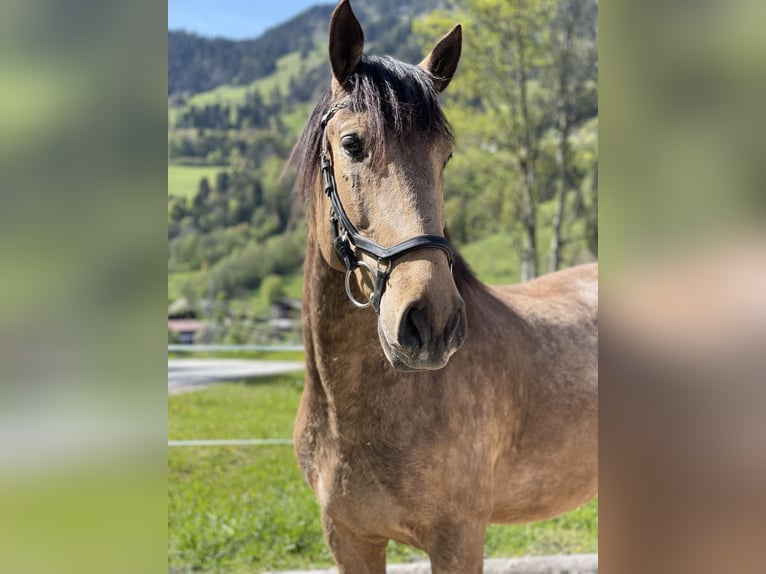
{"left": 301, "top": 230, "right": 461, "bottom": 448}
{"left": 302, "top": 222, "right": 391, "bottom": 399}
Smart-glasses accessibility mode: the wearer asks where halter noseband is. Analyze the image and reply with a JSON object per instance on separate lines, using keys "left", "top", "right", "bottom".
{"left": 319, "top": 102, "right": 454, "bottom": 314}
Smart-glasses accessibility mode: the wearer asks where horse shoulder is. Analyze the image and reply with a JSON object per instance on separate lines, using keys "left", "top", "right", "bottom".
{"left": 488, "top": 263, "right": 597, "bottom": 332}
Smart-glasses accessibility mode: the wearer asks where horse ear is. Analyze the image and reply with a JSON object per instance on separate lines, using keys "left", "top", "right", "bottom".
{"left": 419, "top": 24, "right": 462, "bottom": 93}
{"left": 329, "top": 0, "right": 364, "bottom": 88}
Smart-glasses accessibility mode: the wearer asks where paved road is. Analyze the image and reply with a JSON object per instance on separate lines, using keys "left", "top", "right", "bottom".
{"left": 267, "top": 554, "right": 598, "bottom": 574}
{"left": 168, "top": 358, "right": 305, "bottom": 393}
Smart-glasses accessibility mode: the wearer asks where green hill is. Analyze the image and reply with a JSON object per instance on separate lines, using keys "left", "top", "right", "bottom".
{"left": 168, "top": 0, "right": 446, "bottom": 97}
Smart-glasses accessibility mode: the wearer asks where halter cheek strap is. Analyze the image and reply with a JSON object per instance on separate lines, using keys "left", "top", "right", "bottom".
{"left": 319, "top": 103, "right": 454, "bottom": 314}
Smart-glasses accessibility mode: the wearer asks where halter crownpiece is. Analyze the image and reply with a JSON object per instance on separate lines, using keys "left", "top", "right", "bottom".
{"left": 319, "top": 103, "right": 454, "bottom": 314}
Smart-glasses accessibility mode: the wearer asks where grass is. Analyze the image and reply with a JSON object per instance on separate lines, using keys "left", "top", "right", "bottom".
{"left": 168, "top": 373, "right": 332, "bottom": 573}
{"left": 168, "top": 373, "right": 305, "bottom": 442}
{"left": 168, "top": 164, "right": 227, "bottom": 200}
{"left": 186, "top": 83, "right": 253, "bottom": 109}
{"left": 168, "top": 374, "right": 597, "bottom": 573}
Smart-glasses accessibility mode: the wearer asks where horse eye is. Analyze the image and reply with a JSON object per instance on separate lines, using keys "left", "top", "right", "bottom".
{"left": 444, "top": 152, "right": 453, "bottom": 168}
{"left": 341, "top": 134, "right": 364, "bottom": 159}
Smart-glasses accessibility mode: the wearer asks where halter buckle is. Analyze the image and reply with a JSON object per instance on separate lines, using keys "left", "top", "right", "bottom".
{"left": 333, "top": 235, "right": 357, "bottom": 272}
{"left": 370, "top": 259, "right": 392, "bottom": 314}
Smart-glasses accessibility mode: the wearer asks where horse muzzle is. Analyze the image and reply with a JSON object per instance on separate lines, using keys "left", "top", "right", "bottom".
{"left": 379, "top": 295, "right": 467, "bottom": 371}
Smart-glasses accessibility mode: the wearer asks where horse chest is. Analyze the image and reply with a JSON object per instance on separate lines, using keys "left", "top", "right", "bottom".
{"left": 294, "top": 377, "right": 422, "bottom": 527}
{"left": 311, "top": 441, "right": 421, "bottom": 539}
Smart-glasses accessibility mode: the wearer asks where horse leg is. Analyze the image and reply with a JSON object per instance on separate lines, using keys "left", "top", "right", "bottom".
{"left": 427, "top": 521, "right": 486, "bottom": 574}
{"left": 321, "top": 514, "right": 387, "bottom": 574}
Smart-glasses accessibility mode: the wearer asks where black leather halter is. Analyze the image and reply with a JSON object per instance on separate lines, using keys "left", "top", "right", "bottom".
{"left": 319, "top": 103, "right": 454, "bottom": 314}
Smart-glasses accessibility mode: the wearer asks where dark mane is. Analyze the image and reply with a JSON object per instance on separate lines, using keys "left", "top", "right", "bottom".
{"left": 290, "top": 54, "right": 452, "bottom": 201}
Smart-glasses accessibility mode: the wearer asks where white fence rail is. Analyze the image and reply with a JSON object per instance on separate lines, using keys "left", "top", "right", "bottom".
{"left": 169, "top": 344, "right": 304, "bottom": 352}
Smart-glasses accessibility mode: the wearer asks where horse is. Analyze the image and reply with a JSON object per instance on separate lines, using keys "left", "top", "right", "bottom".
{"left": 291, "top": 1, "right": 598, "bottom": 572}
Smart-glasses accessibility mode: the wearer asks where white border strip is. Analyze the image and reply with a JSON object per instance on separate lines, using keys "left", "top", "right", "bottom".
{"left": 169, "top": 438, "right": 293, "bottom": 447}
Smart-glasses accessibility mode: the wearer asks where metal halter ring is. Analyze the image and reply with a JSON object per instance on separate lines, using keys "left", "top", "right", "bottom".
{"left": 344, "top": 261, "right": 376, "bottom": 309}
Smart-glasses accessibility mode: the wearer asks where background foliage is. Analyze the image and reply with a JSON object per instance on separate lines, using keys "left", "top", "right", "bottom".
{"left": 167, "top": 0, "right": 597, "bottom": 341}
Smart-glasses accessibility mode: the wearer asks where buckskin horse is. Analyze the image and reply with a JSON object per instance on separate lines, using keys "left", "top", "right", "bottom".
{"left": 291, "top": 1, "right": 597, "bottom": 572}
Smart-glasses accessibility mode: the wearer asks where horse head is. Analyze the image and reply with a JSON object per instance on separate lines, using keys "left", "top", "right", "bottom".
{"left": 308, "top": 0, "right": 466, "bottom": 372}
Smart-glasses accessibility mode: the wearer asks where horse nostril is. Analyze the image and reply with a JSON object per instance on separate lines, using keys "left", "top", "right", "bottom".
{"left": 399, "top": 305, "right": 427, "bottom": 352}
{"left": 444, "top": 302, "right": 466, "bottom": 348}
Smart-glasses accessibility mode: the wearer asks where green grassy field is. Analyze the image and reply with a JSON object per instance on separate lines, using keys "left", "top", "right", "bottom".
{"left": 186, "top": 83, "right": 252, "bottom": 109}
{"left": 168, "top": 164, "right": 228, "bottom": 200}
{"left": 168, "top": 374, "right": 597, "bottom": 573}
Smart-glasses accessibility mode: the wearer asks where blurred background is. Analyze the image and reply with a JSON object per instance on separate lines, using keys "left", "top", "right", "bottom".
{"left": 1, "top": 0, "right": 166, "bottom": 572}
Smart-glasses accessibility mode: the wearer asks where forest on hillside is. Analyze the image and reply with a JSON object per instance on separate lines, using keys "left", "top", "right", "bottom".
{"left": 168, "top": 0, "right": 598, "bottom": 345}
{"left": 168, "top": 0, "right": 445, "bottom": 95}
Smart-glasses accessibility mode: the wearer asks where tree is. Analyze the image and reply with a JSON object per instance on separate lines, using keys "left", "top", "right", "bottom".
{"left": 416, "top": 0, "right": 597, "bottom": 280}
{"left": 418, "top": 0, "right": 557, "bottom": 280}
{"left": 260, "top": 274, "right": 285, "bottom": 306}
{"left": 192, "top": 177, "right": 212, "bottom": 226}
{"left": 215, "top": 171, "right": 230, "bottom": 195}
{"left": 547, "top": 0, "right": 597, "bottom": 272}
